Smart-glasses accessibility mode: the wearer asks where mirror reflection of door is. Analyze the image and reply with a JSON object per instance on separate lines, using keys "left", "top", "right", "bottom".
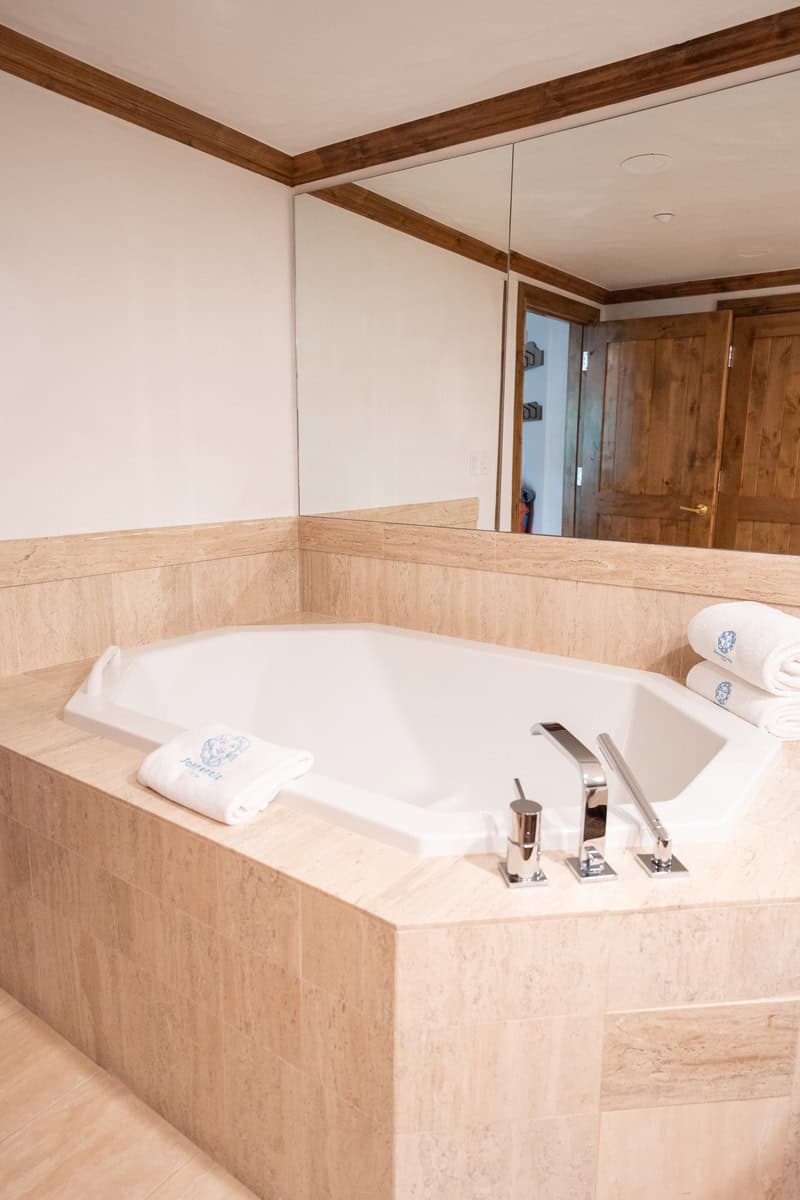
{"left": 716, "top": 309, "right": 800, "bottom": 553}
{"left": 575, "top": 312, "right": 732, "bottom": 547}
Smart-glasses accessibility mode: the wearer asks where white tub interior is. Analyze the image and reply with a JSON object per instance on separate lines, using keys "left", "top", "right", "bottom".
{"left": 64, "top": 623, "right": 780, "bottom": 856}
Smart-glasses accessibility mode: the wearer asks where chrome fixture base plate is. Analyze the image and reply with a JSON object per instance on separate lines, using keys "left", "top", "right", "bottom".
{"left": 565, "top": 856, "right": 617, "bottom": 883}
{"left": 636, "top": 852, "right": 689, "bottom": 877}
{"left": 498, "top": 863, "right": 548, "bottom": 889}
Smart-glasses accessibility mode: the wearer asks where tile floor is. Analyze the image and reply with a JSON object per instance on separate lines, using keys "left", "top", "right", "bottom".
{"left": 0, "top": 987, "right": 256, "bottom": 1199}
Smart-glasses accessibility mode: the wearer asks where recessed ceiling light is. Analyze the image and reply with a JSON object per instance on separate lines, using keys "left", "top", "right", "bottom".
{"left": 620, "top": 153, "right": 673, "bottom": 175}
{"left": 653, "top": 212, "right": 675, "bottom": 224}
{"left": 738, "top": 248, "right": 770, "bottom": 259}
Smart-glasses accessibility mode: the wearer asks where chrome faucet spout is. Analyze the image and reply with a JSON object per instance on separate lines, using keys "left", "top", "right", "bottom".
{"left": 531, "top": 722, "right": 616, "bottom": 882}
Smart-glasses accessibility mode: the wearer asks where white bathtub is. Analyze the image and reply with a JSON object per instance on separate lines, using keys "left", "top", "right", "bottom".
{"left": 64, "top": 623, "right": 779, "bottom": 857}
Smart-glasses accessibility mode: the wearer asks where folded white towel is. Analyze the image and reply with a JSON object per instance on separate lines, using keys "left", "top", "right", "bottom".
{"left": 687, "top": 662, "right": 800, "bottom": 740}
{"left": 687, "top": 601, "right": 800, "bottom": 695}
{"left": 138, "top": 724, "right": 313, "bottom": 825}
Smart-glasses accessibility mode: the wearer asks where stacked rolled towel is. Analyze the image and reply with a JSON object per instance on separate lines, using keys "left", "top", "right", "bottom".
{"left": 138, "top": 723, "right": 313, "bottom": 824}
{"left": 686, "top": 601, "right": 800, "bottom": 740}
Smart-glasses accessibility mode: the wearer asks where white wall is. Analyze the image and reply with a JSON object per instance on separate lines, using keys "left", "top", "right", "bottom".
{"left": 1, "top": 73, "right": 297, "bottom": 540}
{"left": 520, "top": 312, "right": 570, "bottom": 536}
{"left": 294, "top": 196, "right": 505, "bottom": 528}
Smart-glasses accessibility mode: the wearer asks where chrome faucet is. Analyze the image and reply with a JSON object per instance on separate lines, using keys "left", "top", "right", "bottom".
{"left": 597, "top": 733, "right": 688, "bottom": 876}
{"left": 531, "top": 722, "right": 617, "bottom": 882}
{"left": 498, "top": 778, "right": 547, "bottom": 888}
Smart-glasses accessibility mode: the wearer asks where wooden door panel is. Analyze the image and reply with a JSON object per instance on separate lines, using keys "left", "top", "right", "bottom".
{"left": 577, "top": 311, "right": 731, "bottom": 546}
{"left": 715, "top": 311, "right": 800, "bottom": 553}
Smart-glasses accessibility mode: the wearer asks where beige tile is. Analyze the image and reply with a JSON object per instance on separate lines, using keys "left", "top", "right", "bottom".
{"left": 146, "top": 1153, "right": 258, "bottom": 1199}
{"left": 192, "top": 550, "right": 298, "bottom": 629}
{"left": 396, "top": 916, "right": 608, "bottom": 1026}
{"left": 14, "top": 574, "right": 114, "bottom": 672}
{"left": 112, "top": 877, "right": 221, "bottom": 1015}
{"left": 492, "top": 571, "right": 579, "bottom": 656}
{"left": 28, "top": 829, "right": 117, "bottom": 946}
{"left": 220, "top": 936, "right": 301, "bottom": 1065}
{"left": 301, "top": 550, "right": 351, "bottom": 618}
{"left": 301, "top": 888, "right": 394, "bottom": 1024}
{"left": 596, "top": 1097, "right": 792, "bottom": 1200}
{"left": 299, "top": 516, "right": 385, "bottom": 559}
{"left": 510, "top": 1113, "right": 597, "bottom": 1200}
{"left": 0, "top": 1069, "right": 196, "bottom": 1200}
{"left": 30, "top": 901, "right": 122, "bottom": 1069}
{"left": 395, "top": 1123, "right": 512, "bottom": 1200}
{"left": 220, "top": 1024, "right": 306, "bottom": 1200}
{"left": 0, "top": 585, "right": 20, "bottom": 675}
{"left": 572, "top": 583, "right": 687, "bottom": 678}
{"left": 106, "top": 797, "right": 219, "bottom": 928}
{"left": 217, "top": 849, "right": 301, "bottom": 973}
{"left": 0, "top": 747, "right": 11, "bottom": 814}
{"left": 0, "top": 988, "right": 21, "bottom": 1022}
{"left": 304, "top": 1079, "right": 392, "bottom": 1200}
{"left": 0, "top": 812, "right": 29, "bottom": 893}
{"left": 0, "top": 887, "right": 39, "bottom": 1010}
{"left": 111, "top": 563, "right": 195, "bottom": 646}
{"left": 302, "top": 982, "right": 393, "bottom": 1121}
{"left": 0, "top": 1007, "right": 100, "bottom": 1141}
{"left": 601, "top": 1000, "right": 800, "bottom": 1111}
{"left": 349, "top": 555, "right": 387, "bottom": 623}
{"left": 383, "top": 524, "right": 496, "bottom": 570}
{"left": 396, "top": 1014, "right": 603, "bottom": 1133}
{"left": 0, "top": 517, "right": 296, "bottom": 589}
{"left": 115, "top": 949, "right": 225, "bottom": 1156}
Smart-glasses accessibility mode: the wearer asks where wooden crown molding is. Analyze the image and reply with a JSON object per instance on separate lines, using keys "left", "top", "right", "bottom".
{"left": 718, "top": 293, "right": 800, "bottom": 317}
{"left": 312, "top": 184, "right": 607, "bottom": 304}
{"left": 0, "top": 22, "right": 294, "bottom": 185}
{"left": 292, "top": 8, "right": 800, "bottom": 183}
{"left": 606, "top": 267, "right": 800, "bottom": 305}
{"left": 4, "top": 10, "right": 800, "bottom": 195}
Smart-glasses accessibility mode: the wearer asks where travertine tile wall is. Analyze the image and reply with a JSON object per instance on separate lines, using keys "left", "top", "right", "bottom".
{"left": 0, "top": 748, "right": 395, "bottom": 1200}
{"left": 0, "top": 518, "right": 299, "bottom": 675}
{"left": 298, "top": 519, "right": 800, "bottom": 680}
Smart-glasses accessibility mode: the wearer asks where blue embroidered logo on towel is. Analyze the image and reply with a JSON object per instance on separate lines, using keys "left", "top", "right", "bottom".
{"left": 715, "top": 630, "right": 737, "bottom": 661}
{"left": 200, "top": 734, "right": 251, "bottom": 769}
{"left": 714, "top": 680, "right": 733, "bottom": 707}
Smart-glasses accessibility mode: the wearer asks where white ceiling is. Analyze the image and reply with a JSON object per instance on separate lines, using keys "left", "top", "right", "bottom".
{"left": 356, "top": 70, "right": 800, "bottom": 290}
{"left": 0, "top": 0, "right": 791, "bottom": 154}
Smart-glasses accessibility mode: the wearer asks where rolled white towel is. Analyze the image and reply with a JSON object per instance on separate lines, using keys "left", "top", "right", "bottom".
{"left": 138, "top": 724, "right": 313, "bottom": 825}
{"left": 687, "top": 662, "right": 800, "bottom": 741}
{"left": 687, "top": 601, "right": 800, "bottom": 695}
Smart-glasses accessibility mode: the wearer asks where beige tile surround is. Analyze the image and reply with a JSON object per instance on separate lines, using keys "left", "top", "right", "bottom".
{"left": 1, "top": 513, "right": 800, "bottom": 1197}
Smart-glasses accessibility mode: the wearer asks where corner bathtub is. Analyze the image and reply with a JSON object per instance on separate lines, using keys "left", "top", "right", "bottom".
{"left": 64, "top": 623, "right": 779, "bottom": 857}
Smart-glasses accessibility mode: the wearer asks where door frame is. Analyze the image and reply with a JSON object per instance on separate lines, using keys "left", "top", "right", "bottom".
{"left": 510, "top": 281, "right": 598, "bottom": 532}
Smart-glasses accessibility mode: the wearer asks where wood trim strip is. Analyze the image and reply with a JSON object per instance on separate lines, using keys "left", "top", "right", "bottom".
{"left": 510, "top": 251, "right": 607, "bottom": 305}
{"left": 312, "top": 183, "right": 507, "bottom": 270}
{"left": 292, "top": 8, "right": 800, "bottom": 183}
{"left": 0, "top": 517, "right": 298, "bottom": 589}
{"left": 515, "top": 281, "right": 599, "bottom": 325}
{"left": 312, "top": 185, "right": 608, "bottom": 303}
{"left": 718, "top": 293, "right": 800, "bottom": 317}
{"left": 0, "top": 23, "right": 294, "bottom": 186}
{"left": 606, "top": 267, "right": 800, "bottom": 305}
{"left": 299, "top": 515, "right": 800, "bottom": 605}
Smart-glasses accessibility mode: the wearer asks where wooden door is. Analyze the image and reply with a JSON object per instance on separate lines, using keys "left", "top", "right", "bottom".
{"left": 576, "top": 311, "right": 732, "bottom": 546}
{"left": 715, "top": 311, "right": 800, "bottom": 553}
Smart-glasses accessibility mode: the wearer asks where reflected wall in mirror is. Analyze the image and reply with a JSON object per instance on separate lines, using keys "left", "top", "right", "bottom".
{"left": 295, "top": 145, "right": 513, "bottom": 531}
{"left": 507, "top": 70, "right": 800, "bottom": 553}
{"left": 295, "top": 70, "right": 800, "bottom": 553}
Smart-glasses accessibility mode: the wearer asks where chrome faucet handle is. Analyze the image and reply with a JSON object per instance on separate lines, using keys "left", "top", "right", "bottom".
{"left": 532, "top": 722, "right": 617, "bottom": 883}
{"left": 498, "top": 778, "right": 547, "bottom": 889}
{"left": 597, "top": 733, "right": 688, "bottom": 877}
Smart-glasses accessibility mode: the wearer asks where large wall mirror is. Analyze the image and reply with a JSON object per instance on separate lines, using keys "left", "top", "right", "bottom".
{"left": 295, "top": 69, "right": 800, "bottom": 553}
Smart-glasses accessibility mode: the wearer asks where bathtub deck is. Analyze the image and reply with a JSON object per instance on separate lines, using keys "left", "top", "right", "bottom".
{"left": 0, "top": 615, "right": 799, "bottom": 925}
